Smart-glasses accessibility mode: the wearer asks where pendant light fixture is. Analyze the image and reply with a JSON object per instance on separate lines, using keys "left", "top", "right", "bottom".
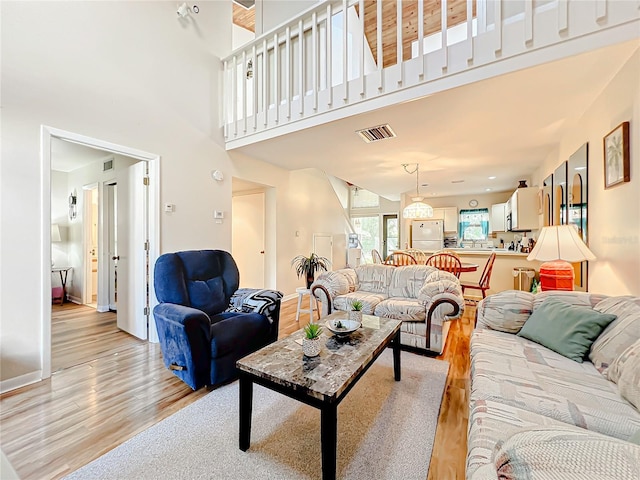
{"left": 402, "top": 163, "right": 434, "bottom": 219}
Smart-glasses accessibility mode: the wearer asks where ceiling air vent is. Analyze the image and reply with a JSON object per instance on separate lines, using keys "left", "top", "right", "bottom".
{"left": 356, "top": 124, "right": 396, "bottom": 143}
{"left": 103, "top": 158, "right": 114, "bottom": 172}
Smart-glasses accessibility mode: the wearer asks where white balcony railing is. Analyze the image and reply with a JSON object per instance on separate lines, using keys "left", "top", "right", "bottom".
{"left": 223, "top": 0, "right": 639, "bottom": 148}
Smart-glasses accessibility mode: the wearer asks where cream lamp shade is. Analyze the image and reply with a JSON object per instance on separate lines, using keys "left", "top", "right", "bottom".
{"left": 527, "top": 225, "right": 594, "bottom": 291}
{"left": 527, "top": 225, "right": 595, "bottom": 262}
{"left": 51, "top": 224, "right": 62, "bottom": 243}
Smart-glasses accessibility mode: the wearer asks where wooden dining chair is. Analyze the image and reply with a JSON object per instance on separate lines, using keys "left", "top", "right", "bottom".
{"left": 371, "top": 249, "right": 384, "bottom": 264}
{"left": 426, "top": 253, "right": 463, "bottom": 277}
{"left": 384, "top": 252, "right": 417, "bottom": 266}
{"left": 461, "top": 252, "right": 497, "bottom": 299}
{"left": 404, "top": 248, "right": 430, "bottom": 264}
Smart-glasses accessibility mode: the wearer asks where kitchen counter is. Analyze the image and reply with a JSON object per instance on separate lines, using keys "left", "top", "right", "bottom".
{"left": 445, "top": 248, "right": 530, "bottom": 257}
{"left": 405, "top": 249, "right": 540, "bottom": 294}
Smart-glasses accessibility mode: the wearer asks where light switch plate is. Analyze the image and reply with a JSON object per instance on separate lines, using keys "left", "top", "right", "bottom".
{"left": 214, "top": 211, "right": 224, "bottom": 219}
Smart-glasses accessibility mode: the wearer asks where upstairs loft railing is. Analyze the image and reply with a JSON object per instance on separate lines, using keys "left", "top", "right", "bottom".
{"left": 222, "top": 0, "right": 639, "bottom": 146}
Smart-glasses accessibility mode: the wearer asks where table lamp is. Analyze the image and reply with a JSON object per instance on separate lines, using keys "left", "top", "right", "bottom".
{"left": 527, "top": 225, "right": 595, "bottom": 291}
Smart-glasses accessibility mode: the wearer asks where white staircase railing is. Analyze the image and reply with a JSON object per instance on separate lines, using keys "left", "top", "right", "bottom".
{"left": 222, "top": 0, "right": 639, "bottom": 148}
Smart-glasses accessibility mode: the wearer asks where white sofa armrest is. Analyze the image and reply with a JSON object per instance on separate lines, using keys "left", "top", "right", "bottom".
{"left": 418, "top": 278, "right": 465, "bottom": 322}
{"left": 311, "top": 268, "right": 358, "bottom": 316}
{"left": 491, "top": 426, "right": 640, "bottom": 479}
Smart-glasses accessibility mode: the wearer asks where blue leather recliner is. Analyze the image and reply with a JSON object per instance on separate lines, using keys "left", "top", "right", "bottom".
{"left": 153, "top": 250, "right": 282, "bottom": 390}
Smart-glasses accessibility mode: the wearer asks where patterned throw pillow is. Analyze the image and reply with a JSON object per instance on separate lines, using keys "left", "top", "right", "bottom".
{"left": 590, "top": 296, "right": 640, "bottom": 376}
{"left": 609, "top": 339, "right": 640, "bottom": 409}
{"left": 476, "top": 290, "right": 534, "bottom": 333}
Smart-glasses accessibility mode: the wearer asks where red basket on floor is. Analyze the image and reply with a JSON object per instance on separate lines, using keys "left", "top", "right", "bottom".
{"left": 52, "top": 286, "right": 64, "bottom": 304}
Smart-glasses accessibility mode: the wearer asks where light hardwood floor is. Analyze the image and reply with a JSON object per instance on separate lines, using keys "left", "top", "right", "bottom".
{"left": 0, "top": 299, "right": 473, "bottom": 479}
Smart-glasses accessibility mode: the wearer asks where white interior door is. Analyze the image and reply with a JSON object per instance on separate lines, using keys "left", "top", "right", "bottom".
{"left": 116, "top": 162, "right": 148, "bottom": 339}
{"left": 313, "top": 233, "right": 333, "bottom": 269}
{"left": 232, "top": 192, "right": 265, "bottom": 288}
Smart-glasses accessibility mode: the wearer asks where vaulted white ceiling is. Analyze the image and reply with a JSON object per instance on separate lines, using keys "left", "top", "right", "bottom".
{"left": 230, "top": 40, "right": 639, "bottom": 200}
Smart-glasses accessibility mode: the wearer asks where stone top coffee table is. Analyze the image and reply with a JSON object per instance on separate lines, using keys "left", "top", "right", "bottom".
{"left": 237, "top": 313, "right": 402, "bottom": 480}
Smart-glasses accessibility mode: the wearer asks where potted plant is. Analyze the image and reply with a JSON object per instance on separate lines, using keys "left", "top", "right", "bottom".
{"left": 291, "top": 253, "right": 331, "bottom": 288}
{"left": 302, "top": 322, "right": 323, "bottom": 357}
{"left": 349, "top": 299, "right": 364, "bottom": 322}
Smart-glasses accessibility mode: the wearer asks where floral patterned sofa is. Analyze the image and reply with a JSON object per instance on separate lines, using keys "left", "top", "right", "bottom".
{"left": 468, "top": 290, "right": 640, "bottom": 479}
{"left": 310, "top": 264, "right": 464, "bottom": 354}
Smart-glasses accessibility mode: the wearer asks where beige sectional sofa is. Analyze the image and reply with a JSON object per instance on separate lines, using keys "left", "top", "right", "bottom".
{"left": 468, "top": 290, "right": 640, "bottom": 479}
{"left": 311, "top": 264, "right": 464, "bottom": 354}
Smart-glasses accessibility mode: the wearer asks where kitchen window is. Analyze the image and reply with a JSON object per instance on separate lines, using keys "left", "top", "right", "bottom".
{"left": 459, "top": 208, "right": 490, "bottom": 241}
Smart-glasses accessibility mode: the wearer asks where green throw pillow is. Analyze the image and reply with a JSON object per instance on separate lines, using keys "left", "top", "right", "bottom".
{"left": 517, "top": 298, "right": 617, "bottom": 362}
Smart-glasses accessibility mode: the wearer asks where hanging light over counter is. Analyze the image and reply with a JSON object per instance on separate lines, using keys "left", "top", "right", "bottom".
{"left": 402, "top": 163, "right": 433, "bottom": 219}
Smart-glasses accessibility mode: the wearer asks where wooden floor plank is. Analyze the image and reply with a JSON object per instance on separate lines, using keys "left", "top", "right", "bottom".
{"left": 0, "top": 298, "right": 472, "bottom": 479}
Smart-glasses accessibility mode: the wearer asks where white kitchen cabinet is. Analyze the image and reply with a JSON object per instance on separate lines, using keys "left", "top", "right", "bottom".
{"left": 491, "top": 203, "right": 507, "bottom": 232}
{"left": 431, "top": 206, "right": 458, "bottom": 233}
{"left": 508, "top": 187, "right": 539, "bottom": 231}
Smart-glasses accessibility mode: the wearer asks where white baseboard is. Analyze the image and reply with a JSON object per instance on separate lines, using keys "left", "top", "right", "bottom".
{"left": 68, "top": 295, "right": 82, "bottom": 304}
{"left": 0, "top": 370, "right": 42, "bottom": 394}
{"left": 282, "top": 293, "right": 297, "bottom": 302}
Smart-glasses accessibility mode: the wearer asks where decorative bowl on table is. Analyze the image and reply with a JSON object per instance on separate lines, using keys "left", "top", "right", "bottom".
{"left": 325, "top": 318, "right": 361, "bottom": 337}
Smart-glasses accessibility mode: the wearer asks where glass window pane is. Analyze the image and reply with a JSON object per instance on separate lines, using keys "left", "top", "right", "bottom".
{"left": 351, "top": 188, "right": 379, "bottom": 208}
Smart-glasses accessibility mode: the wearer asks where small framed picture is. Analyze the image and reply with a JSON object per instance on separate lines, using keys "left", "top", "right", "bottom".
{"left": 603, "top": 121, "right": 630, "bottom": 189}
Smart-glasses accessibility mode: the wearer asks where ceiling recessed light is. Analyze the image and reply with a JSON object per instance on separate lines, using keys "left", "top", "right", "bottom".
{"left": 486, "top": 188, "right": 492, "bottom": 191}
{"left": 488, "top": 176, "right": 496, "bottom": 180}
{"left": 451, "top": 180, "right": 465, "bottom": 184}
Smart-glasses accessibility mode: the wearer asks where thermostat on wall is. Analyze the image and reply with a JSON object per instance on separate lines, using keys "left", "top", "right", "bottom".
{"left": 214, "top": 211, "right": 224, "bottom": 219}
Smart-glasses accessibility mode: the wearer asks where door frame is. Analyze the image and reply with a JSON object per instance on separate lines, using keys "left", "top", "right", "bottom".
{"left": 41, "top": 125, "right": 160, "bottom": 379}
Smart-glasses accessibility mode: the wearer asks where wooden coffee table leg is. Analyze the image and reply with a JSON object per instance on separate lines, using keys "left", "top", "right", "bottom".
{"left": 392, "top": 330, "right": 401, "bottom": 381}
{"left": 239, "top": 374, "right": 253, "bottom": 451}
{"left": 321, "top": 402, "right": 337, "bottom": 480}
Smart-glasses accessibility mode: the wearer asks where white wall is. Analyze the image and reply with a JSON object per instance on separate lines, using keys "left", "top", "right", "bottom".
{"left": 232, "top": 23, "right": 255, "bottom": 51}
{"left": 259, "top": 0, "right": 318, "bottom": 34}
{"left": 51, "top": 171, "right": 70, "bottom": 270}
{"left": 0, "top": 1, "right": 234, "bottom": 384}
{"left": 533, "top": 48, "right": 640, "bottom": 296}
{"left": 230, "top": 152, "right": 351, "bottom": 294}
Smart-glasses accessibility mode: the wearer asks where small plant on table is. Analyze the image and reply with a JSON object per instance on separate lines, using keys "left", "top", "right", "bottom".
{"left": 302, "top": 322, "right": 323, "bottom": 357}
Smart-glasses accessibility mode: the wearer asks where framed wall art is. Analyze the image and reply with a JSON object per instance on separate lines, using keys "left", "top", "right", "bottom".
{"left": 603, "top": 121, "right": 630, "bottom": 189}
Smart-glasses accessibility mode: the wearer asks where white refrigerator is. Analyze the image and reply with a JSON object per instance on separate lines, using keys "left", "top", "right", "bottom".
{"left": 410, "top": 220, "right": 444, "bottom": 251}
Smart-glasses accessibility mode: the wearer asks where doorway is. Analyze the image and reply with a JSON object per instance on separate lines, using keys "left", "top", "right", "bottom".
{"left": 42, "top": 126, "right": 160, "bottom": 379}
{"left": 382, "top": 214, "right": 399, "bottom": 259}
{"left": 232, "top": 192, "right": 265, "bottom": 288}
{"left": 232, "top": 177, "right": 275, "bottom": 289}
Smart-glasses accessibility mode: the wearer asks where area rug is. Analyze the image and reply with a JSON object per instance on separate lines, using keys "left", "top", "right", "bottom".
{"left": 66, "top": 350, "right": 449, "bottom": 480}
